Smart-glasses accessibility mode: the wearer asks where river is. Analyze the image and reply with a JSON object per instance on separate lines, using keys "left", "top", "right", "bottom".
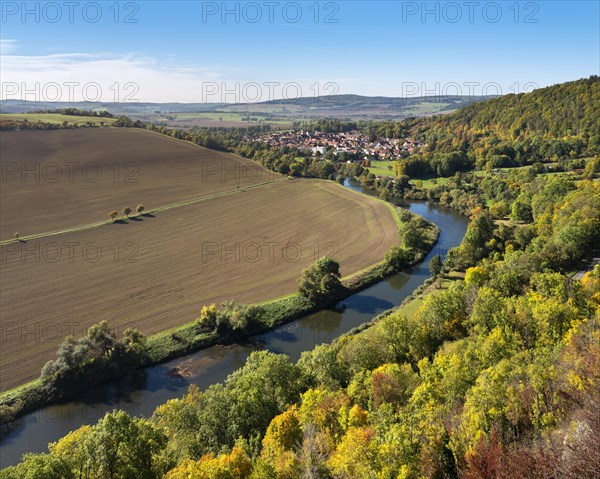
{"left": 0, "top": 181, "right": 468, "bottom": 468}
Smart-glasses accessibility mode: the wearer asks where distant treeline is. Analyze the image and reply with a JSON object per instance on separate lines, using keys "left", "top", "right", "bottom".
{"left": 31, "top": 108, "right": 114, "bottom": 118}
{"left": 0, "top": 120, "right": 65, "bottom": 131}
{"left": 0, "top": 115, "right": 138, "bottom": 131}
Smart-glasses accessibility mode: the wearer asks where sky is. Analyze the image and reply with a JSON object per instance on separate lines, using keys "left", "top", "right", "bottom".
{"left": 1, "top": 0, "right": 599, "bottom": 102}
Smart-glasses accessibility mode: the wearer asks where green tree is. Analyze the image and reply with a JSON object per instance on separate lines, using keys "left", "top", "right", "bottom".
{"left": 401, "top": 226, "right": 423, "bottom": 250}
{"left": 298, "top": 342, "right": 349, "bottom": 389}
{"left": 510, "top": 193, "right": 533, "bottom": 223}
{"left": 87, "top": 410, "right": 168, "bottom": 479}
{"left": 228, "top": 352, "right": 306, "bottom": 438}
{"left": 385, "top": 246, "right": 413, "bottom": 270}
{"left": 459, "top": 211, "right": 494, "bottom": 265}
{"left": 0, "top": 453, "right": 74, "bottom": 479}
{"left": 429, "top": 254, "right": 442, "bottom": 278}
{"left": 87, "top": 321, "right": 117, "bottom": 358}
{"left": 298, "top": 256, "right": 343, "bottom": 303}
{"left": 122, "top": 327, "right": 147, "bottom": 359}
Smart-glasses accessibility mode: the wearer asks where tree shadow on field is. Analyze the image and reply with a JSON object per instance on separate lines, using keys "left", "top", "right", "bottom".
{"left": 114, "top": 219, "right": 129, "bottom": 224}
{"left": 142, "top": 213, "right": 156, "bottom": 218}
{"left": 129, "top": 216, "right": 143, "bottom": 222}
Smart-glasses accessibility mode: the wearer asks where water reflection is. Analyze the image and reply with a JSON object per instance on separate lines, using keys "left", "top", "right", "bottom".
{"left": 302, "top": 310, "right": 343, "bottom": 337}
{"left": 386, "top": 271, "right": 411, "bottom": 290}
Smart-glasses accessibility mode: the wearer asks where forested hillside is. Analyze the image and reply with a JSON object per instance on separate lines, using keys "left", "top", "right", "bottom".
{"left": 368, "top": 76, "right": 599, "bottom": 177}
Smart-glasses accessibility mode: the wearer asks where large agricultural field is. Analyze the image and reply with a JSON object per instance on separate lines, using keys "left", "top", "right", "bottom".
{"left": 0, "top": 128, "right": 400, "bottom": 391}
{"left": 0, "top": 128, "right": 277, "bottom": 238}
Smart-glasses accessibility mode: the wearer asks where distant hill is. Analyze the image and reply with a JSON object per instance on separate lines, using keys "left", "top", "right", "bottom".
{"left": 219, "top": 94, "right": 488, "bottom": 119}
{"left": 0, "top": 100, "right": 226, "bottom": 115}
{"left": 239, "top": 93, "right": 484, "bottom": 108}
{"left": 0, "top": 94, "right": 489, "bottom": 122}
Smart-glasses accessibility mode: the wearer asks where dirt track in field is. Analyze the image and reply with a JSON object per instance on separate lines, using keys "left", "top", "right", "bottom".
{"left": 0, "top": 129, "right": 400, "bottom": 391}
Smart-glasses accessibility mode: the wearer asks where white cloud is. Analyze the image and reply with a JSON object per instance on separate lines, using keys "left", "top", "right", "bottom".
{"left": 0, "top": 39, "right": 18, "bottom": 55}
{"left": 0, "top": 50, "right": 363, "bottom": 103}
{"left": 0, "top": 48, "right": 370, "bottom": 103}
{"left": 0, "top": 52, "right": 229, "bottom": 102}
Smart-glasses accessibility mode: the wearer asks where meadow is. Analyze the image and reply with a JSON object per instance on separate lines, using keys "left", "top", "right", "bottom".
{"left": 366, "top": 160, "right": 397, "bottom": 177}
{"left": 0, "top": 113, "right": 118, "bottom": 126}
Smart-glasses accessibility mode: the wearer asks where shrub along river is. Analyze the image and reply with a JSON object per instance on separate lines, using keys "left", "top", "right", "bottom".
{"left": 0, "top": 181, "right": 468, "bottom": 468}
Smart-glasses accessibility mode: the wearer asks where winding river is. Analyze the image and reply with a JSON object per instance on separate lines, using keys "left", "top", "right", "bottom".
{"left": 0, "top": 182, "right": 468, "bottom": 468}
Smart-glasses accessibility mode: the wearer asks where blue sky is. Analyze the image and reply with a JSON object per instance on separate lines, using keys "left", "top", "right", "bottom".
{"left": 1, "top": 1, "right": 599, "bottom": 102}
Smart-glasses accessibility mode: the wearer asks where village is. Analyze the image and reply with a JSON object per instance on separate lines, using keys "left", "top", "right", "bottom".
{"left": 248, "top": 129, "right": 424, "bottom": 160}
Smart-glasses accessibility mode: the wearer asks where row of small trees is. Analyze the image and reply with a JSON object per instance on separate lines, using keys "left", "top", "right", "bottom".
{"left": 108, "top": 204, "right": 144, "bottom": 221}
{"left": 13, "top": 204, "right": 147, "bottom": 241}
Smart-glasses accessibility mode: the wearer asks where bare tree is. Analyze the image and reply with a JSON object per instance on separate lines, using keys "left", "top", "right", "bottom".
{"left": 296, "top": 423, "right": 329, "bottom": 479}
